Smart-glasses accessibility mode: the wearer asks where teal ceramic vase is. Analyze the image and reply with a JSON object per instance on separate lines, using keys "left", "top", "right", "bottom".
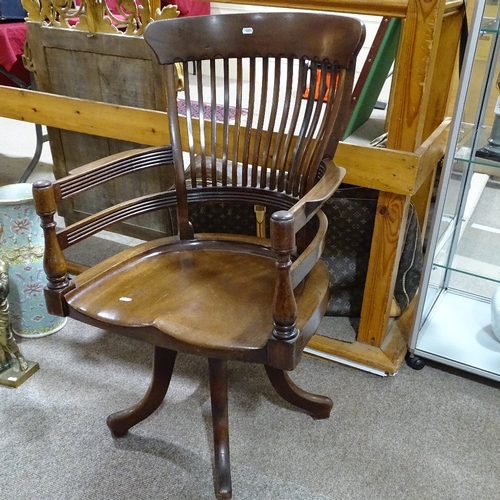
{"left": 0, "top": 183, "right": 66, "bottom": 338}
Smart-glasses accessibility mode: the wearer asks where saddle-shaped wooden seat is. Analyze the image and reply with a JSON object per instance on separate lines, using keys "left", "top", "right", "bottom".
{"left": 33, "top": 12, "right": 364, "bottom": 499}
{"left": 65, "top": 234, "right": 330, "bottom": 354}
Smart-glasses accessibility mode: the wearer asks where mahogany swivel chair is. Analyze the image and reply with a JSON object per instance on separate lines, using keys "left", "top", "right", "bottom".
{"left": 33, "top": 12, "right": 365, "bottom": 499}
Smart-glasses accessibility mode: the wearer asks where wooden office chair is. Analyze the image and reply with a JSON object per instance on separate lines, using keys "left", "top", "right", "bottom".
{"left": 33, "top": 13, "right": 364, "bottom": 499}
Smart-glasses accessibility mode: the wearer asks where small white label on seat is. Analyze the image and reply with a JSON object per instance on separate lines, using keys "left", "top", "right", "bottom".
{"left": 242, "top": 27, "right": 253, "bottom": 35}
{"left": 119, "top": 297, "right": 132, "bottom": 302}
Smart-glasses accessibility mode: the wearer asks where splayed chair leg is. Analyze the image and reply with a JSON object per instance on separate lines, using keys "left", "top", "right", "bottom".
{"left": 265, "top": 365, "right": 332, "bottom": 419}
{"left": 107, "top": 346, "right": 177, "bottom": 437}
{"left": 208, "top": 358, "right": 232, "bottom": 500}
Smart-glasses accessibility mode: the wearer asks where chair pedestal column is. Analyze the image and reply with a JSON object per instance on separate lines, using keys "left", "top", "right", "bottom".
{"left": 208, "top": 358, "right": 232, "bottom": 500}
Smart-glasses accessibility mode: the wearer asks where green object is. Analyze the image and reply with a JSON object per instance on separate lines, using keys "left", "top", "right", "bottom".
{"left": 343, "top": 18, "right": 402, "bottom": 140}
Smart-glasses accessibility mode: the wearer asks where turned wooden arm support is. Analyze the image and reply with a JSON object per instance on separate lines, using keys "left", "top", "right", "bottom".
{"left": 269, "top": 160, "right": 345, "bottom": 342}
{"left": 32, "top": 180, "right": 69, "bottom": 289}
{"left": 271, "top": 210, "right": 297, "bottom": 341}
{"left": 32, "top": 180, "right": 74, "bottom": 316}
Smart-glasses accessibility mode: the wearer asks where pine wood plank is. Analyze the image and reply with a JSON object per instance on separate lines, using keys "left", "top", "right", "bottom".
{"left": 307, "top": 333, "right": 401, "bottom": 374}
{"left": 421, "top": 8, "right": 463, "bottom": 141}
{"left": 357, "top": 192, "right": 410, "bottom": 347}
{"left": 3, "top": 85, "right": 452, "bottom": 195}
{"left": 204, "top": 0, "right": 409, "bottom": 17}
{"left": 387, "top": 0, "right": 447, "bottom": 152}
{"left": 0, "top": 86, "right": 169, "bottom": 145}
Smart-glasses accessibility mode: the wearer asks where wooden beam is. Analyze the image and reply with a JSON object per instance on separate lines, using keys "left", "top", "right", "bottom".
{"left": 412, "top": 118, "right": 450, "bottom": 192}
{"left": 307, "top": 327, "right": 407, "bottom": 374}
{"left": 387, "top": 0, "right": 447, "bottom": 152}
{"left": 206, "top": 0, "right": 409, "bottom": 17}
{"left": 338, "top": 143, "right": 418, "bottom": 194}
{"left": 0, "top": 86, "right": 170, "bottom": 146}
{"left": 2, "top": 85, "right": 449, "bottom": 196}
{"left": 357, "top": 192, "right": 410, "bottom": 346}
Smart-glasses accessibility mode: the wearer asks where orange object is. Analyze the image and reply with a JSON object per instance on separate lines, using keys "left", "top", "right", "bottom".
{"left": 303, "top": 69, "right": 338, "bottom": 101}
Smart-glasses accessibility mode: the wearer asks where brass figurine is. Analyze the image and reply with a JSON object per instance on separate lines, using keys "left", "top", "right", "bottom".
{"left": 0, "top": 260, "right": 28, "bottom": 373}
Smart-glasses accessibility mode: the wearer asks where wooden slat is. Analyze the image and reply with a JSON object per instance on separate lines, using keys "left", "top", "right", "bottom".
{"left": 307, "top": 331, "right": 404, "bottom": 374}
{"left": 420, "top": 8, "right": 463, "bottom": 141}
{"left": 337, "top": 143, "right": 418, "bottom": 194}
{"left": 412, "top": 118, "right": 450, "bottom": 191}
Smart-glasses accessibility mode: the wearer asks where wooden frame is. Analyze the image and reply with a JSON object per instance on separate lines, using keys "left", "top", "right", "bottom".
{"left": 0, "top": 0, "right": 464, "bottom": 373}
{"left": 21, "top": 0, "right": 181, "bottom": 240}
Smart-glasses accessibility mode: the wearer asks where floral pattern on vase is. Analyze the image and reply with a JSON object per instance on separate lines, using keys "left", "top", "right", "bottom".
{"left": 0, "top": 183, "right": 66, "bottom": 338}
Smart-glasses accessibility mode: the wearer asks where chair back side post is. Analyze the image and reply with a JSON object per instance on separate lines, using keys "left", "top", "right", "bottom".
{"left": 165, "top": 65, "right": 194, "bottom": 239}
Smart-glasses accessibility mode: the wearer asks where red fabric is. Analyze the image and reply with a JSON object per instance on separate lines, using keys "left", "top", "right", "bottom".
{"left": 0, "top": 22, "right": 30, "bottom": 87}
{"left": 0, "top": 22, "right": 26, "bottom": 72}
{"left": 0, "top": 1, "right": 210, "bottom": 88}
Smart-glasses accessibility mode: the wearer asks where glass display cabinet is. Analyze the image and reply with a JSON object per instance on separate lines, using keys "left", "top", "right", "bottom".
{"left": 409, "top": 0, "right": 500, "bottom": 381}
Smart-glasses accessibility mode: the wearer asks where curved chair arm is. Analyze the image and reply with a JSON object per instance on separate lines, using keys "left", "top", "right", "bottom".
{"left": 289, "top": 159, "right": 345, "bottom": 288}
{"left": 33, "top": 145, "right": 175, "bottom": 252}
{"left": 54, "top": 146, "right": 173, "bottom": 201}
{"left": 32, "top": 145, "right": 175, "bottom": 314}
{"left": 288, "top": 159, "right": 345, "bottom": 234}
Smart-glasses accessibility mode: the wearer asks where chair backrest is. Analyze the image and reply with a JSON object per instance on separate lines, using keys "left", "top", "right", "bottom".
{"left": 144, "top": 13, "right": 365, "bottom": 239}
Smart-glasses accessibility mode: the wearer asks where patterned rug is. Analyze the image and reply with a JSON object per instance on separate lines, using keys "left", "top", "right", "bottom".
{"left": 177, "top": 99, "right": 248, "bottom": 122}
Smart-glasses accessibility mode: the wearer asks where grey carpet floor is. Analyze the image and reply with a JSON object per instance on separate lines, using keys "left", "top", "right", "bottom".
{"left": 3, "top": 322, "right": 500, "bottom": 500}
